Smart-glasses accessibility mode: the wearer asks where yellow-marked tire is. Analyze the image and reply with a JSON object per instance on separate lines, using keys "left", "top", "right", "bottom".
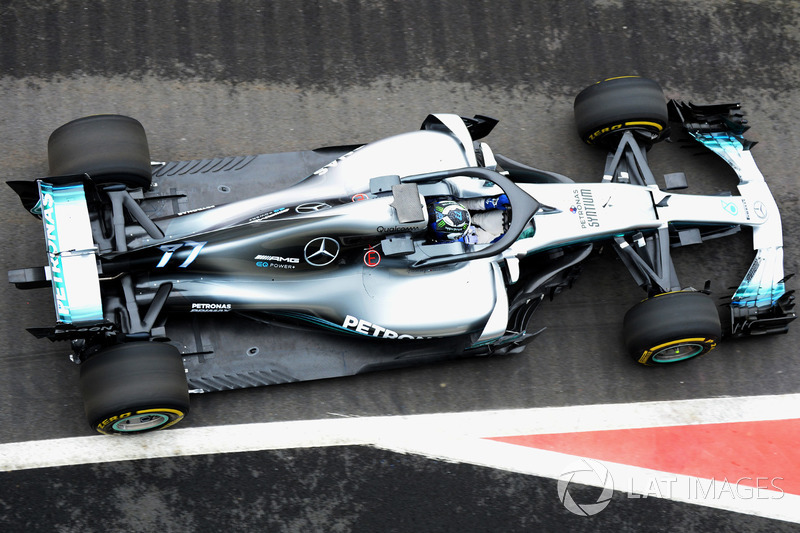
{"left": 574, "top": 76, "right": 668, "bottom": 149}
{"left": 80, "top": 342, "right": 189, "bottom": 434}
{"left": 94, "top": 408, "right": 186, "bottom": 435}
{"left": 623, "top": 291, "right": 722, "bottom": 366}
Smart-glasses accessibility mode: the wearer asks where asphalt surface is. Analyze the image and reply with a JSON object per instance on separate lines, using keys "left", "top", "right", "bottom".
{"left": 1, "top": 1, "right": 799, "bottom": 531}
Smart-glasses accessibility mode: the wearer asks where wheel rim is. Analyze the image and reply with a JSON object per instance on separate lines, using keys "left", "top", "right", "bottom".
{"left": 112, "top": 412, "right": 170, "bottom": 432}
{"left": 651, "top": 343, "right": 705, "bottom": 363}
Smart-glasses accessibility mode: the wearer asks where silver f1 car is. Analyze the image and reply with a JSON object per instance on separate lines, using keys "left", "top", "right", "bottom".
{"left": 7, "top": 77, "right": 795, "bottom": 434}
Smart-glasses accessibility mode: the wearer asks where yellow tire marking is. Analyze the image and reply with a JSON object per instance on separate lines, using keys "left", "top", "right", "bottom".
{"left": 625, "top": 121, "right": 664, "bottom": 131}
{"left": 136, "top": 408, "right": 186, "bottom": 429}
{"left": 137, "top": 408, "right": 185, "bottom": 416}
{"left": 601, "top": 75, "right": 641, "bottom": 82}
{"left": 97, "top": 408, "right": 186, "bottom": 434}
{"left": 639, "top": 337, "right": 716, "bottom": 364}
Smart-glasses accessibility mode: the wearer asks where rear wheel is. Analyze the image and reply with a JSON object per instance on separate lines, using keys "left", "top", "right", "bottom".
{"left": 48, "top": 114, "right": 152, "bottom": 190}
{"left": 79, "top": 342, "right": 189, "bottom": 434}
{"left": 574, "top": 76, "right": 669, "bottom": 149}
{"left": 623, "top": 291, "right": 721, "bottom": 366}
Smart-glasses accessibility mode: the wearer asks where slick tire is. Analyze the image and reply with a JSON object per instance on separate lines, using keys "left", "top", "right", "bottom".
{"left": 623, "top": 291, "right": 722, "bottom": 366}
{"left": 574, "top": 76, "right": 669, "bottom": 149}
{"left": 48, "top": 114, "right": 152, "bottom": 190}
{"left": 80, "top": 342, "right": 189, "bottom": 434}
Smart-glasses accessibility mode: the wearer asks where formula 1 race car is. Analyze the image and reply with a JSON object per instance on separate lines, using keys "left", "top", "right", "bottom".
{"left": 7, "top": 77, "right": 795, "bottom": 434}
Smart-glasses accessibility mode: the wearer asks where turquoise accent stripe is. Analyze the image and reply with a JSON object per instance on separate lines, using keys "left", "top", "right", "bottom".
{"left": 730, "top": 281, "right": 786, "bottom": 308}
{"left": 275, "top": 311, "right": 355, "bottom": 335}
{"left": 39, "top": 182, "right": 104, "bottom": 324}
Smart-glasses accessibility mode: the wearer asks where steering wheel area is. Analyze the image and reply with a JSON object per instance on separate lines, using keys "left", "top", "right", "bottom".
{"left": 402, "top": 167, "right": 540, "bottom": 268}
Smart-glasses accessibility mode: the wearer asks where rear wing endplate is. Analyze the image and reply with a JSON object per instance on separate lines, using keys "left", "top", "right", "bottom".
{"left": 38, "top": 181, "right": 104, "bottom": 324}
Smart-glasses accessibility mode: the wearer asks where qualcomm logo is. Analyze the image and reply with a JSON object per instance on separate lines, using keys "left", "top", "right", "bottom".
{"left": 557, "top": 458, "right": 614, "bottom": 516}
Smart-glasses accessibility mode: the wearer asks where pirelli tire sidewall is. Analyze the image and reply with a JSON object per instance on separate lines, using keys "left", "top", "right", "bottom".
{"left": 79, "top": 341, "right": 190, "bottom": 435}
{"left": 574, "top": 76, "right": 669, "bottom": 149}
{"left": 623, "top": 291, "right": 722, "bottom": 366}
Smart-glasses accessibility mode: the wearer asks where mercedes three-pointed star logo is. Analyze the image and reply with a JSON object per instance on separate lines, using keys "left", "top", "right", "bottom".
{"left": 753, "top": 201, "right": 768, "bottom": 219}
{"left": 304, "top": 237, "right": 340, "bottom": 267}
{"left": 296, "top": 202, "right": 332, "bottom": 214}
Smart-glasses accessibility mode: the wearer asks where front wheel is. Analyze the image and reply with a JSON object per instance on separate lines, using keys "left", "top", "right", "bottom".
{"left": 79, "top": 342, "right": 190, "bottom": 434}
{"left": 623, "top": 291, "right": 722, "bottom": 366}
{"left": 574, "top": 76, "right": 669, "bottom": 149}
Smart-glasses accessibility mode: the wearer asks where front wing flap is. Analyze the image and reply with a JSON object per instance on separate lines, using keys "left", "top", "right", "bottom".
{"left": 669, "top": 100, "right": 796, "bottom": 336}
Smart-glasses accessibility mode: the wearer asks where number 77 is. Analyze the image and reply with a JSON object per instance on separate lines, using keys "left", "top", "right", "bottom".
{"left": 156, "top": 241, "right": 207, "bottom": 268}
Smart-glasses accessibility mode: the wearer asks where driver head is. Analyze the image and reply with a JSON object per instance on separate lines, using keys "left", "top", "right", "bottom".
{"left": 429, "top": 200, "right": 471, "bottom": 241}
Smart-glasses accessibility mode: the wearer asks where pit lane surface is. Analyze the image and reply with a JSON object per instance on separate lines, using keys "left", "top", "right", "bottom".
{"left": 1, "top": 1, "right": 799, "bottom": 530}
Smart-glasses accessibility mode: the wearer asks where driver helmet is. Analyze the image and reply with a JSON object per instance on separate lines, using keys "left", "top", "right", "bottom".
{"left": 429, "top": 200, "right": 471, "bottom": 240}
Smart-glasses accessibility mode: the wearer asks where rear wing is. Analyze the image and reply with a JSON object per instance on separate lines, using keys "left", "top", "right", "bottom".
{"left": 38, "top": 181, "right": 104, "bottom": 324}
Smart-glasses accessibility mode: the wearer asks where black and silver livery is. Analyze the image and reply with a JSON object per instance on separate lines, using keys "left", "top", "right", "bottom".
{"left": 8, "top": 77, "right": 794, "bottom": 434}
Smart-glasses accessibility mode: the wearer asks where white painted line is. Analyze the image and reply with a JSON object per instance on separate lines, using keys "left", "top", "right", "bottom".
{"left": 2, "top": 393, "right": 799, "bottom": 472}
{"left": 1, "top": 393, "right": 799, "bottom": 522}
